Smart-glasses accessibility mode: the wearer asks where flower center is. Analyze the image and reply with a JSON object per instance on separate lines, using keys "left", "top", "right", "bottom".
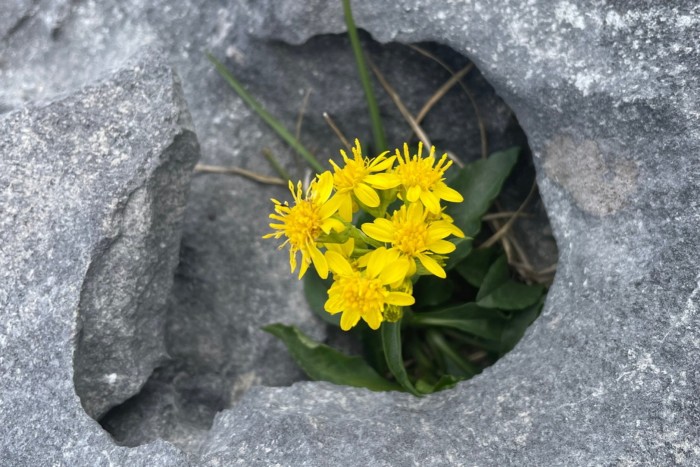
{"left": 284, "top": 200, "right": 323, "bottom": 248}
{"left": 396, "top": 157, "right": 442, "bottom": 190}
{"left": 336, "top": 273, "right": 386, "bottom": 315}
{"left": 334, "top": 159, "right": 368, "bottom": 191}
{"left": 393, "top": 218, "right": 429, "bottom": 256}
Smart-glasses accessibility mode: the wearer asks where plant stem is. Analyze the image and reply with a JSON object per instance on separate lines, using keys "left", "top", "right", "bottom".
{"left": 207, "top": 53, "right": 325, "bottom": 173}
{"left": 341, "top": 0, "right": 387, "bottom": 152}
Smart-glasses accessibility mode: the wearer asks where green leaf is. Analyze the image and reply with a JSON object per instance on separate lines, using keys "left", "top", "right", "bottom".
{"left": 476, "top": 256, "right": 545, "bottom": 310}
{"left": 475, "top": 255, "right": 509, "bottom": 300}
{"left": 207, "top": 53, "right": 324, "bottom": 172}
{"left": 444, "top": 238, "right": 473, "bottom": 271}
{"left": 426, "top": 330, "right": 478, "bottom": 378}
{"left": 303, "top": 269, "right": 340, "bottom": 326}
{"left": 500, "top": 297, "right": 545, "bottom": 354}
{"left": 263, "top": 324, "right": 399, "bottom": 391}
{"left": 359, "top": 323, "right": 388, "bottom": 375}
{"left": 342, "top": 0, "right": 386, "bottom": 152}
{"left": 415, "top": 374, "right": 462, "bottom": 394}
{"left": 454, "top": 247, "right": 499, "bottom": 287}
{"left": 413, "top": 275, "right": 454, "bottom": 308}
{"left": 407, "top": 303, "right": 505, "bottom": 340}
{"left": 381, "top": 322, "right": 421, "bottom": 396}
{"left": 446, "top": 147, "right": 519, "bottom": 237}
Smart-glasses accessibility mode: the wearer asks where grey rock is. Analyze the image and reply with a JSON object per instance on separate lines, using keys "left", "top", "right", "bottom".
{"left": 1, "top": 0, "right": 698, "bottom": 466}
{"left": 199, "top": 2, "right": 700, "bottom": 465}
{"left": 0, "top": 47, "right": 197, "bottom": 464}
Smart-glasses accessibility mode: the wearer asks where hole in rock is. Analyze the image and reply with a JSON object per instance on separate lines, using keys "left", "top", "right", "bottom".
{"left": 85, "top": 32, "right": 558, "bottom": 451}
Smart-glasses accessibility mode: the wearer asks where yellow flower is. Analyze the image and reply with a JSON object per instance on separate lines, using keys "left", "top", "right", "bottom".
{"left": 264, "top": 171, "right": 344, "bottom": 279}
{"left": 370, "top": 142, "right": 463, "bottom": 214}
{"left": 329, "top": 139, "right": 396, "bottom": 221}
{"left": 324, "top": 248, "right": 414, "bottom": 331}
{"left": 361, "top": 202, "right": 464, "bottom": 279}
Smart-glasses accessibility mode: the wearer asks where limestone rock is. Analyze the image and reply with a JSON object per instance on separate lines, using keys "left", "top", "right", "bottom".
{"left": 0, "top": 47, "right": 197, "bottom": 464}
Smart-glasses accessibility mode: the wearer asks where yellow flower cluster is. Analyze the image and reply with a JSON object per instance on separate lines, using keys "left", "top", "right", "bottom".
{"left": 264, "top": 140, "right": 465, "bottom": 331}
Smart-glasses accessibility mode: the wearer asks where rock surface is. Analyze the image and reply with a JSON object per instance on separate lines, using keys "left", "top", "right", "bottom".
{"left": 1, "top": 0, "right": 698, "bottom": 465}
{"left": 0, "top": 48, "right": 197, "bottom": 464}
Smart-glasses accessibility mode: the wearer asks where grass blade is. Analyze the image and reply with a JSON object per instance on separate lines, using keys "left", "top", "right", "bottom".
{"left": 342, "top": 0, "right": 387, "bottom": 151}
{"left": 207, "top": 53, "right": 324, "bottom": 173}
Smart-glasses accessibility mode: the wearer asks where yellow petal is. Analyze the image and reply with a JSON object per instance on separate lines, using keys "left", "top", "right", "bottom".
{"left": 353, "top": 183, "right": 380, "bottom": 207}
{"left": 379, "top": 257, "right": 409, "bottom": 285}
{"left": 362, "top": 222, "right": 394, "bottom": 243}
{"left": 385, "top": 292, "right": 415, "bottom": 306}
{"left": 366, "top": 247, "right": 387, "bottom": 279}
{"left": 364, "top": 173, "right": 400, "bottom": 189}
{"left": 298, "top": 256, "right": 309, "bottom": 279}
{"left": 324, "top": 296, "right": 343, "bottom": 313}
{"left": 420, "top": 190, "right": 441, "bottom": 214}
{"left": 340, "top": 310, "right": 361, "bottom": 331}
{"left": 369, "top": 155, "right": 395, "bottom": 172}
{"left": 363, "top": 310, "right": 383, "bottom": 330}
{"left": 428, "top": 221, "right": 465, "bottom": 240}
{"left": 406, "top": 201, "right": 424, "bottom": 221}
{"left": 434, "top": 183, "right": 464, "bottom": 202}
{"left": 314, "top": 171, "right": 334, "bottom": 202}
{"left": 417, "top": 253, "right": 446, "bottom": 278}
{"left": 428, "top": 239, "right": 456, "bottom": 255}
{"left": 406, "top": 185, "right": 422, "bottom": 202}
{"left": 326, "top": 251, "right": 353, "bottom": 276}
{"left": 309, "top": 245, "right": 328, "bottom": 279}
{"left": 319, "top": 194, "right": 342, "bottom": 219}
{"left": 321, "top": 217, "right": 345, "bottom": 234}
{"left": 338, "top": 194, "right": 353, "bottom": 222}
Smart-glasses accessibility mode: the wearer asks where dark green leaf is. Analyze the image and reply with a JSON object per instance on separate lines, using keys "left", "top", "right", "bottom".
{"left": 303, "top": 269, "right": 340, "bottom": 326}
{"left": 446, "top": 147, "right": 519, "bottom": 237}
{"left": 499, "top": 297, "right": 545, "bottom": 354}
{"left": 454, "top": 247, "right": 499, "bottom": 287}
{"left": 407, "top": 303, "right": 505, "bottom": 340}
{"left": 425, "top": 330, "right": 478, "bottom": 378}
{"left": 476, "top": 256, "right": 545, "bottom": 310}
{"left": 477, "top": 282, "right": 545, "bottom": 310}
{"left": 359, "top": 324, "right": 388, "bottom": 375}
{"left": 263, "top": 324, "right": 399, "bottom": 391}
{"left": 415, "top": 374, "right": 462, "bottom": 394}
{"left": 381, "top": 322, "right": 421, "bottom": 396}
{"left": 444, "top": 238, "right": 473, "bottom": 271}
{"left": 413, "top": 275, "right": 454, "bottom": 307}
{"left": 476, "top": 255, "right": 510, "bottom": 300}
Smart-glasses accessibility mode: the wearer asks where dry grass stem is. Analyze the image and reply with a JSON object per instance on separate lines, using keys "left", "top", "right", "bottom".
{"left": 295, "top": 89, "right": 312, "bottom": 140}
{"left": 482, "top": 212, "right": 533, "bottom": 221}
{"left": 323, "top": 112, "right": 352, "bottom": 151}
{"left": 194, "top": 163, "right": 286, "bottom": 186}
{"left": 408, "top": 45, "right": 488, "bottom": 159}
{"left": 415, "top": 64, "right": 474, "bottom": 124}
{"left": 368, "top": 58, "right": 464, "bottom": 167}
{"left": 480, "top": 181, "right": 538, "bottom": 249}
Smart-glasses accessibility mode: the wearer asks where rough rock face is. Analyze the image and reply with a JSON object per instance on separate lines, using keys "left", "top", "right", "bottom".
{"left": 1, "top": 0, "right": 698, "bottom": 465}
{"left": 0, "top": 48, "right": 197, "bottom": 464}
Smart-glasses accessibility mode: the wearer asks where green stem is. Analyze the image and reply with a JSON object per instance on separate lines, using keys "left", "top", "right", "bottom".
{"left": 381, "top": 321, "right": 422, "bottom": 396}
{"left": 207, "top": 53, "right": 325, "bottom": 173}
{"left": 262, "top": 147, "right": 292, "bottom": 182}
{"left": 341, "top": 0, "right": 387, "bottom": 152}
{"left": 426, "top": 330, "right": 478, "bottom": 377}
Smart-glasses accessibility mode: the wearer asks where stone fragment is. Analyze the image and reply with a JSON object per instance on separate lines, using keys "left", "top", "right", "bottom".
{"left": 0, "top": 47, "right": 197, "bottom": 464}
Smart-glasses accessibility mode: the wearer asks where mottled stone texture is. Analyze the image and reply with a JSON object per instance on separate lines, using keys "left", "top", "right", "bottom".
{"left": 1, "top": 0, "right": 699, "bottom": 465}
{"left": 0, "top": 48, "right": 197, "bottom": 465}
